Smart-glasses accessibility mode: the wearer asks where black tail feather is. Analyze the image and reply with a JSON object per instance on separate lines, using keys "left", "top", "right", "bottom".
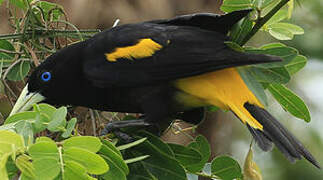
{"left": 244, "top": 103, "right": 321, "bottom": 169}
{"left": 247, "top": 124, "right": 273, "bottom": 151}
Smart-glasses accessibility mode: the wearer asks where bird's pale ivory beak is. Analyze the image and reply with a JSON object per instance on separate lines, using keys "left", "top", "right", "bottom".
{"left": 9, "top": 84, "right": 45, "bottom": 116}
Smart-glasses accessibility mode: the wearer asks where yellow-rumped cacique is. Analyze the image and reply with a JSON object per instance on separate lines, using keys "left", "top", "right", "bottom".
{"left": 10, "top": 9, "right": 320, "bottom": 168}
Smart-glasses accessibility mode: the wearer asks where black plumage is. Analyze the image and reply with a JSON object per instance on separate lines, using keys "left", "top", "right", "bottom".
{"left": 18, "top": 9, "right": 319, "bottom": 168}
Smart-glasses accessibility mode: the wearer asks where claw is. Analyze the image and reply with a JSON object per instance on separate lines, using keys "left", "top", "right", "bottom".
{"left": 100, "top": 119, "right": 153, "bottom": 138}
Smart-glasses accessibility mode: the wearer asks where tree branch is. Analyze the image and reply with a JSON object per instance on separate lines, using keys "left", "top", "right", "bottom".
{"left": 240, "top": 0, "right": 291, "bottom": 45}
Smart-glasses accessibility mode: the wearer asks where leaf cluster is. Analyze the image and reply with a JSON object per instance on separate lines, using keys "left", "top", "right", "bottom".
{"left": 222, "top": 0, "right": 310, "bottom": 123}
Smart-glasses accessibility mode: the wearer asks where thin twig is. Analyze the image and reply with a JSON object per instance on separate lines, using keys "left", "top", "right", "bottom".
{"left": 2, "top": 58, "right": 29, "bottom": 80}
{"left": 171, "top": 122, "right": 195, "bottom": 141}
{"left": 194, "top": 172, "right": 218, "bottom": 179}
{"left": 94, "top": 110, "right": 102, "bottom": 125}
{"left": 240, "top": 0, "right": 291, "bottom": 45}
{"left": 89, "top": 109, "right": 97, "bottom": 136}
{"left": 0, "top": 49, "right": 24, "bottom": 54}
{"left": 0, "top": 29, "right": 100, "bottom": 40}
{"left": 1, "top": 79, "right": 16, "bottom": 106}
{"left": 24, "top": 43, "right": 40, "bottom": 66}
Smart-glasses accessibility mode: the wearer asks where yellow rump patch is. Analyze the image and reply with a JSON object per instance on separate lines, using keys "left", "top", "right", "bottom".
{"left": 175, "top": 68, "right": 264, "bottom": 130}
{"left": 105, "top": 38, "right": 163, "bottom": 62}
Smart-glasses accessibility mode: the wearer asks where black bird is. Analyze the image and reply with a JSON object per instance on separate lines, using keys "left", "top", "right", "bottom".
{"left": 10, "top": 10, "right": 320, "bottom": 168}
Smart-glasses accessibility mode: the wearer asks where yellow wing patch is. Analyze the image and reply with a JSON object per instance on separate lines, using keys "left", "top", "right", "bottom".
{"left": 105, "top": 38, "right": 163, "bottom": 62}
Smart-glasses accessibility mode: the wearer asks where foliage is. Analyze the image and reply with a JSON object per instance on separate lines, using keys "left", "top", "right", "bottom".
{"left": 0, "top": 0, "right": 313, "bottom": 179}
{"left": 223, "top": 0, "right": 310, "bottom": 123}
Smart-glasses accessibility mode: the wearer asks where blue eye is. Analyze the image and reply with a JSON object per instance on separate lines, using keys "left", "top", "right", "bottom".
{"left": 41, "top": 72, "right": 51, "bottom": 82}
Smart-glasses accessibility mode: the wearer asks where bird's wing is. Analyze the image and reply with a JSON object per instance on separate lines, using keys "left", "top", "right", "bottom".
{"left": 82, "top": 11, "right": 280, "bottom": 87}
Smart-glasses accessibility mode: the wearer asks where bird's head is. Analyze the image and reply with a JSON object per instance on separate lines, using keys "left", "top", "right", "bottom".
{"left": 10, "top": 42, "right": 86, "bottom": 116}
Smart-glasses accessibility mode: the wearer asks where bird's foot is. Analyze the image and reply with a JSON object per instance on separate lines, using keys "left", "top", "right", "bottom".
{"left": 100, "top": 119, "right": 152, "bottom": 142}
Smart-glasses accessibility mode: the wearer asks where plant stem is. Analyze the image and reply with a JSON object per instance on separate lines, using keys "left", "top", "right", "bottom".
{"left": 194, "top": 172, "right": 218, "bottom": 179}
{"left": 240, "top": 0, "right": 291, "bottom": 45}
{"left": 0, "top": 49, "right": 24, "bottom": 54}
{"left": 58, "top": 146, "right": 65, "bottom": 174}
{"left": 0, "top": 29, "right": 100, "bottom": 40}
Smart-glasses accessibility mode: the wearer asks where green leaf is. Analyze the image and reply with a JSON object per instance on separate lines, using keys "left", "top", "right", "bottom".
{"left": 33, "top": 158, "right": 60, "bottom": 180}
{"left": 47, "top": 107, "right": 67, "bottom": 132}
{"left": 270, "top": 23, "right": 304, "bottom": 35}
{"left": 250, "top": 67, "right": 290, "bottom": 84}
{"left": 5, "top": 111, "right": 37, "bottom": 124}
{"left": 35, "top": 136, "right": 54, "bottom": 143}
{"left": 28, "top": 111, "right": 49, "bottom": 133}
{"left": 0, "top": 142, "right": 14, "bottom": 155}
{"left": 117, "top": 138, "right": 147, "bottom": 151}
{"left": 6, "top": 61, "right": 30, "bottom": 81}
{"left": 0, "top": 123, "right": 15, "bottom": 131}
{"left": 101, "top": 139, "right": 122, "bottom": 157}
{"left": 268, "top": 84, "right": 311, "bottom": 122}
{"left": 15, "top": 120, "right": 34, "bottom": 145}
{"left": 0, "top": 40, "right": 15, "bottom": 67}
{"left": 124, "top": 155, "right": 150, "bottom": 164}
{"left": 265, "top": 9, "right": 288, "bottom": 25}
{"left": 63, "top": 147, "right": 109, "bottom": 175}
{"left": 62, "top": 118, "right": 77, "bottom": 138}
{"left": 186, "top": 135, "right": 211, "bottom": 173}
{"left": 260, "top": 42, "right": 286, "bottom": 49}
{"left": 100, "top": 144, "right": 129, "bottom": 174}
{"left": 131, "top": 140, "right": 187, "bottom": 180}
{"left": 15, "top": 155, "right": 35, "bottom": 179}
{"left": 137, "top": 131, "right": 174, "bottom": 157}
{"left": 100, "top": 146, "right": 132, "bottom": 179}
{"left": 28, "top": 141, "right": 59, "bottom": 161}
{"left": 287, "top": 0, "right": 294, "bottom": 19}
{"left": 221, "top": 0, "right": 253, "bottom": 13}
{"left": 33, "top": 104, "right": 57, "bottom": 132}
{"left": 126, "top": 157, "right": 157, "bottom": 180}
{"left": 285, "top": 55, "right": 307, "bottom": 75}
{"left": 37, "top": 103, "right": 56, "bottom": 117}
{"left": 246, "top": 46, "right": 298, "bottom": 68}
{"left": 9, "top": 0, "right": 28, "bottom": 9}
{"left": 224, "top": 41, "right": 244, "bottom": 52}
{"left": 211, "top": 156, "right": 242, "bottom": 180}
{"left": 102, "top": 155, "right": 127, "bottom": 180}
{"left": 269, "top": 27, "right": 294, "bottom": 40}
{"left": 168, "top": 143, "right": 202, "bottom": 171}
{"left": 0, "top": 153, "right": 9, "bottom": 180}
{"left": 5, "top": 155, "right": 19, "bottom": 179}
{"left": 63, "top": 136, "right": 102, "bottom": 153}
{"left": 259, "top": 0, "right": 280, "bottom": 9}
{"left": 5, "top": 157, "right": 18, "bottom": 180}
{"left": 63, "top": 161, "right": 89, "bottom": 180}
{"left": 260, "top": 0, "right": 280, "bottom": 16}
{"left": 0, "top": 58, "right": 13, "bottom": 68}
{"left": 230, "top": 17, "right": 253, "bottom": 44}
{"left": 0, "top": 40, "right": 15, "bottom": 53}
{"left": 239, "top": 68, "right": 268, "bottom": 106}
{"left": 35, "top": 1, "right": 63, "bottom": 21}
{"left": 0, "top": 130, "right": 24, "bottom": 151}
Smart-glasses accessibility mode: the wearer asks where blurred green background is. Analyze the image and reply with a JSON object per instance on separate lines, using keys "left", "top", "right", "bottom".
{"left": 0, "top": 0, "right": 322, "bottom": 179}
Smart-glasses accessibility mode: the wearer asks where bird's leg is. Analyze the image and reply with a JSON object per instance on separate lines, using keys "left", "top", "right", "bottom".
{"left": 113, "top": 131, "right": 134, "bottom": 143}
{"left": 101, "top": 119, "right": 152, "bottom": 142}
{"left": 101, "top": 119, "right": 151, "bottom": 134}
